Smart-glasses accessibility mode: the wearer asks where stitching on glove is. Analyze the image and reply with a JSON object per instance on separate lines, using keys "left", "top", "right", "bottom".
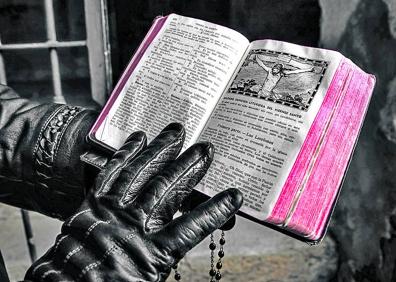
{"left": 96, "top": 140, "right": 146, "bottom": 197}
{"left": 76, "top": 233, "right": 136, "bottom": 281}
{"left": 66, "top": 209, "right": 90, "bottom": 226}
{"left": 85, "top": 220, "right": 110, "bottom": 238}
{"left": 33, "top": 105, "right": 83, "bottom": 195}
{"left": 41, "top": 269, "right": 61, "bottom": 280}
{"left": 33, "top": 216, "right": 110, "bottom": 279}
{"left": 63, "top": 220, "right": 110, "bottom": 265}
{"left": 120, "top": 137, "right": 183, "bottom": 203}
{"left": 63, "top": 246, "right": 84, "bottom": 263}
{"left": 80, "top": 152, "right": 107, "bottom": 170}
{"left": 33, "top": 106, "right": 63, "bottom": 162}
{"left": 30, "top": 209, "right": 89, "bottom": 276}
{"left": 144, "top": 156, "right": 206, "bottom": 230}
{"left": 31, "top": 234, "right": 68, "bottom": 276}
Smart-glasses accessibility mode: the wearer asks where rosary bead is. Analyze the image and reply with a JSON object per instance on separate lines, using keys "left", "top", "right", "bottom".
{"left": 218, "top": 250, "right": 224, "bottom": 258}
{"left": 209, "top": 269, "right": 217, "bottom": 276}
{"left": 215, "top": 272, "right": 222, "bottom": 280}
{"left": 209, "top": 242, "right": 217, "bottom": 250}
{"left": 216, "top": 262, "right": 222, "bottom": 269}
{"left": 172, "top": 264, "right": 178, "bottom": 269}
{"left": 174, "top": 273, "right": 181, "bottom": 281}
{"left": 219, "top": 238, "right": 226, "bottom": 245}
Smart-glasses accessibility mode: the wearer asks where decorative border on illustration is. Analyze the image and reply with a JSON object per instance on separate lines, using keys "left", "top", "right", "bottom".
{"left": 229, "top": 49, "right": 330, "bottom": 112}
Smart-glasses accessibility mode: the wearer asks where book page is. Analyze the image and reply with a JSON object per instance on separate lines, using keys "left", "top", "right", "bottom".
{"left": 94, "top": 14, "right": 249, "bottom": 150}
{"left": 196, "top": 40, "right": 343, "bottom": 220}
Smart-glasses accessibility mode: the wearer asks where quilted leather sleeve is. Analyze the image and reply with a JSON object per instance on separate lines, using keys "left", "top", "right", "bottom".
{"left": 0, "top": 84, "right": 98, "bottom": 219}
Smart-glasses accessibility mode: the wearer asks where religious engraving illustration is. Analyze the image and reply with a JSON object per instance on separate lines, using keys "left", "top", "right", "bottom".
{"left": 229, "top": 49, "right": 329, "bottom": 111}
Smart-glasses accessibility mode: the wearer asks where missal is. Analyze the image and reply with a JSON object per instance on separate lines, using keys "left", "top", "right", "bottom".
{"left": 88, "top": 14, "right": 375, "bottom": 243}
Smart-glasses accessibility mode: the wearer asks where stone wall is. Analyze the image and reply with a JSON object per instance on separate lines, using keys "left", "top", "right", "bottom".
{"left": 320, "top": 0, "right": 396, "bottom": 281}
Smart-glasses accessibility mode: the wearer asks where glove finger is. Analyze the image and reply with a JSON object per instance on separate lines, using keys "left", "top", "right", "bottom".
{"left": 60, "top": 222, "right": 116, "bottom": 280}
{"left": 220, "top": 215, "right": 236, "bottom": 230}
{"left": 133, "top": 142, "right": 213, "bottom": 231}
{"left": 111, "top": 123, "right": 185, "bottom": 205}
{"left": 25, "top": 234, "right": 77, "bottom": 280}
{"left": 95, "top": 131, "right": 147, "bottom": 197}
{"left": 157, "top": 188, "right": 243, "bottom": 260}
{"left": 180, "top": 190, "right": 236, "bottom": 231}
{"left": 179, "top": 189, "right": 209, "bottom": 213}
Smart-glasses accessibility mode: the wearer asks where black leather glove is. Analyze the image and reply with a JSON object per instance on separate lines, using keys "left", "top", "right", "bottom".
{"left": 180, "top": 190, "right": 236, "bottom": 230}
{"left": 0, "top": 84, "right": 105, "bottom": 219}
{"left": 25, "top": 123, "right": 243, "bottom": 281}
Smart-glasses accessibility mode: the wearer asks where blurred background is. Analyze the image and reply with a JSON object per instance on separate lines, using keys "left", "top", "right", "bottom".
{"left": 0, "top": 0, "right": 395, "bottom": 281}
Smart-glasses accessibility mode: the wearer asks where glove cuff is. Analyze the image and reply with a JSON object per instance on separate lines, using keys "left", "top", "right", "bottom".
{"left": 32, "top": 105, "right": 98, "bottom": 219}
{"left": 34, "top": 105, "right": 84, "bottom": 189}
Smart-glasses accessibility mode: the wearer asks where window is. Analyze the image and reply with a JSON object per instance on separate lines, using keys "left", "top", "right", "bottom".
{"left": 0, "top": 0, "right": 112, "bottom": 106}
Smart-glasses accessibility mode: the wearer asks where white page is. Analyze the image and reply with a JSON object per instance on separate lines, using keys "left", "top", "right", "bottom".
{"left": 197, "top": 40, "right": 343, "bottom": 220}
{"left": 95, "top": 14, "right": 249, "bottom": 150}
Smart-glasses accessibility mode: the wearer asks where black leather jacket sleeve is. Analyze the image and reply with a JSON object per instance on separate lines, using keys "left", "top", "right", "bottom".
{"left": 0, "top": 84, "right": 98, "bottom": 219}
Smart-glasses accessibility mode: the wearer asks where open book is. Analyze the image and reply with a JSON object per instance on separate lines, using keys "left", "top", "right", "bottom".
{"left": 88, "top": 14, "right": 375, "bottom": 243}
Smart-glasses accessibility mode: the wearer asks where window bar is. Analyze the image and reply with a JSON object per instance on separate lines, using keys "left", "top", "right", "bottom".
{"left": 0, "top": 55, "right": 6, "bottom": 85}
{"left": 44, "top": 0, "right": 65, "bottom": 104}
{"left": 21, "top": 209, "right": 37, "bottom": 262}
{"left": 101, "top": 0, "right": 113, "bottom": 97}
{"left": 0, "top": 36, "right": 7, "bottom": 85}
{"left": 84, "top": 0, "right": 113, "bottom": 105}
{"left": 0, "top": 41, "right": 86, "bottom": 50}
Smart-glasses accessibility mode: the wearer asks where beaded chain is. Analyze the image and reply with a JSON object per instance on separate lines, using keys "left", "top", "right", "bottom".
{"left": 209, "top": 230, "right": 225, "bottom": 281}
{"left": 172, "top": 230, "right": 226, "bottom": 281}
{"left": 172, "top": 264, "right": 181, "bottom": 281}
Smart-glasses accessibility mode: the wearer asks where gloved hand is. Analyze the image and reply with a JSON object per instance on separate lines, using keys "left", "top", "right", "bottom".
{"left": 0, "top": 85, "right": 106, "bottom": 219}
{"left": 25, "top": 123, "right": 243, "bottom": 282}
{"left": 180, "top": 190, "right": 236, "bottom": 230}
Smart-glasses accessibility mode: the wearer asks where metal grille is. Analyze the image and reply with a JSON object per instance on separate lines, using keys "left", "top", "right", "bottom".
{"left": 0, "top": 0, "right": 112, "bottom": 105}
